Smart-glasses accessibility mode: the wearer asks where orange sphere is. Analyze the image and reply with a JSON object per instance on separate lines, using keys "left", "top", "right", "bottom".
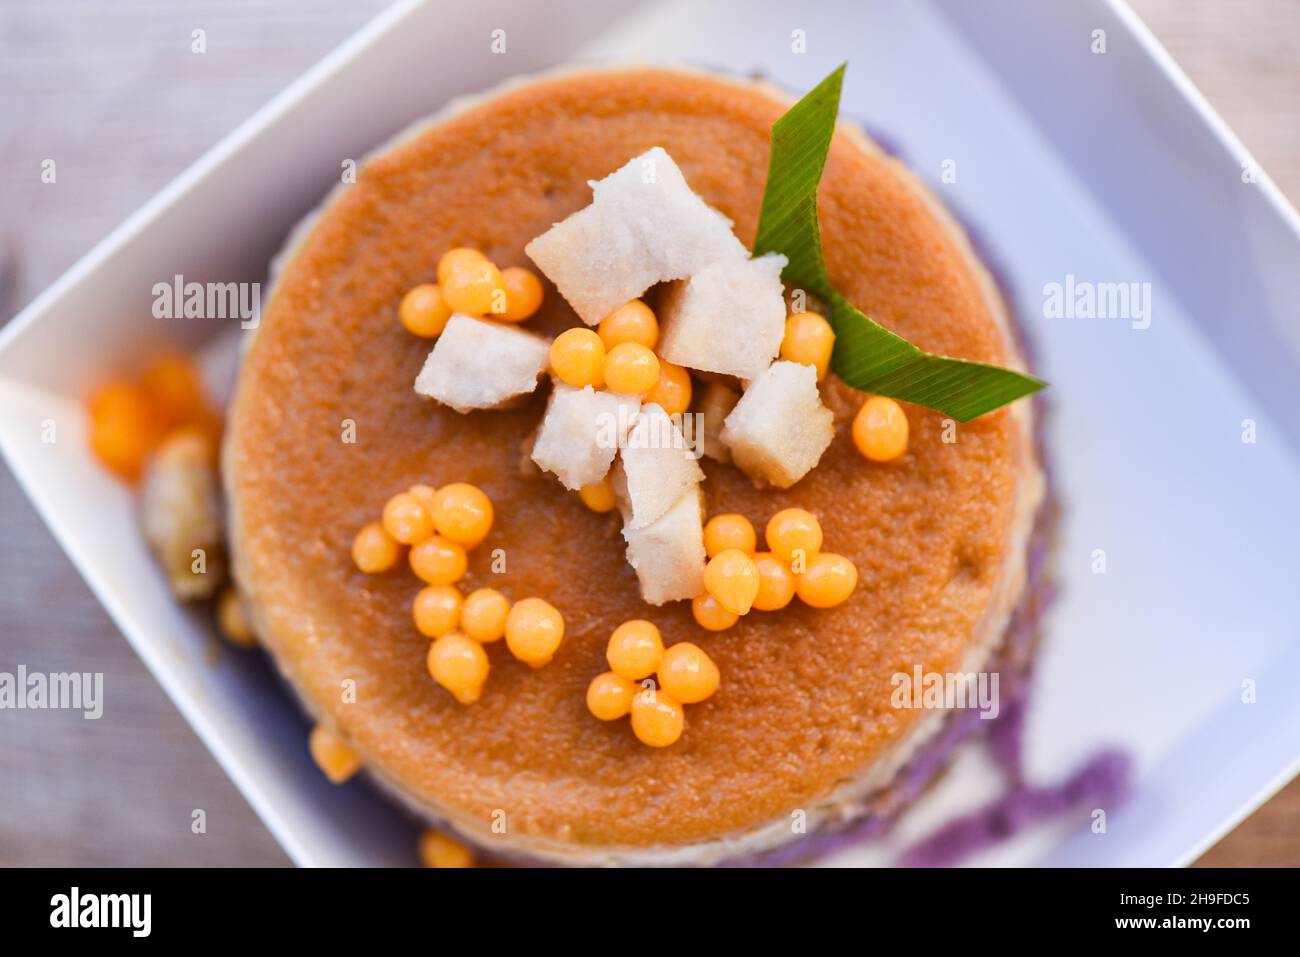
{"left": 796, "top": 552, "right": 859, "bottom": 608}
{"left": 504, "top": 597, "right": 565, "bottom": 667}
{"left": 703, "top": 548, "right": 760, "bottom": 615}
{"left": 351, "top": 522, "right": 400, "bottom": 574}
{"left": 399, "top": 283, "right": 453, "bottom": 338}
{"left": 645, "top": 361, "right": 692, "bottom": 416}
{"left": 852, "top": 396, "right": 909, "bottom": 462}
{"left": 413, "top": 584, "right": 464, "bottom": 638}
{"left": 606, "top": 620, "right": 664, "bottom": 680}
{"left": 598, "top": 299, "right": 659, "bottom": 350}
{"left": 630, "top": 687, "right": 684, "bottom": 747}
{"left": 586, "top": 671, "right": 637, "bottom": 721}
{"left": 431, "top": 483, "right": 493, "bottom": 549}
{"left": 703, "top": 513, "right": 757, "bottom": 557}
{"left": 460, "top": 588, "right": 510, "bottom": 643}
{"left": 657, "top": 642, "right": 720, "bottom": 704}
{"left": 691, "top": 594, "right": 739, "bottom": 632}
{"left": 409, "top": 535, "right": 468, "bottom": 585}
{"left": 497, "top": 266, "right": 544, "bottom": 322}
{"left": 603, "top": 342, "right": 660, "bottom": 394}
{"left": 87, "top": 381, "right": 163, "bottom": 481}
{"left": 764, "top": 508, "right": 823, "bottom": 566}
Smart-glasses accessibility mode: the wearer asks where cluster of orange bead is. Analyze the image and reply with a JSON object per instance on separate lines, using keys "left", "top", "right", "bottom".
{"left": 691, "top": 508, "right": 857, "bottom": 631}
{"left": 586, "top": 620, "right": 719, "bottom": 748}
{"left": 86, "top": 353, "right": 221, "bottom": 482}
{"left": 87, "top": 353, "right": 254, "bottom": 649}
{"left": 399, "top": 247, "right": 545, "bottom": 339}
{"left": 549, "top": 299, "right": 694, "bottom": 512}
{"left": 351, "top": 481, "right": 565, "bottom": 704}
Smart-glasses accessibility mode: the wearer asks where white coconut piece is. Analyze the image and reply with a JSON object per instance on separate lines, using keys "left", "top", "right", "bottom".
{"left": 721, "top": 360, "right": 835, "bottom": 488}
{"left": 620, "top": 403, "right": 705, "bottom": 529}
{"left": 140, "top": 431, "right": 225, "bottom": 601}
{"left": 530, "top": 384, "right": 640, "bottom": 490}
{"left": 658, "top": 253, "right": 789, "bottom": 380}
{"left": 525, "top": 147, "right": 749, "bottom": 325}
{"left": 696, "top": 379, "right": 740, "bottom": 464}
{"left": 622, "top": 488, "right": 706, "bottom": 605}
{"left": 413, "top": 314, "right": 550, "bottom": 413}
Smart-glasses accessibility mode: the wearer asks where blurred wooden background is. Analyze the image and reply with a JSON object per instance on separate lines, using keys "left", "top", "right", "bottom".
{"left": 1, "top": 0, "right": 1297, "bottom": 867}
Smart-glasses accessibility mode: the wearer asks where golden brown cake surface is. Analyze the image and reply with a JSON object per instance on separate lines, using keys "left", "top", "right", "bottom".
{"left": 226, "top": 68, "right": 1030, "bottom": 855}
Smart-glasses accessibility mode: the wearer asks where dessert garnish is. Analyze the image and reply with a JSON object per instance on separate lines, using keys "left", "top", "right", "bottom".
{"left": 852, "top": 395, "right": 909, "bottom": 462}
{"left": 351, "top": 480, "right": 567, "bottom": 705}
{"left": 308, "top": 723, "right": 361, "bottom": 784}
{"left": 139, "top": 426, "right": 225, "bottom": 600}
{"left": 779, "top": 310, "right": 835, "bottom": 380}
{"left": 752, "top": 65, "right": 1046, "bottom": 420}
{"left": 688, "top": 506, "right": 856, "bottom": 631}
{"left": 87, "top": 353, "right": 221, "bottom": 482}
{"left": 215, "top": 586, "right": 255, "bottom": 648}
{"left": 586, "top": 619, "right": 720, "bottom": 747}
{"left": 460, "top": 588, "right": 510, "bottom": 644}
{"left": 418, "top": 828, "right": 475, "bottom": 868}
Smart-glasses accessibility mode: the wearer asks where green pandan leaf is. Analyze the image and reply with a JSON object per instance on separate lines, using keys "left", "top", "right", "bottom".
{"left": 753, "top": 64, "right": 1046, "bottom": 422}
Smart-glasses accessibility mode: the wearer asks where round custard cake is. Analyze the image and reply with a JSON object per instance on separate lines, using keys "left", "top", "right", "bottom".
{"left": 225, "top": 67, "right": 1043, "bottom": 865}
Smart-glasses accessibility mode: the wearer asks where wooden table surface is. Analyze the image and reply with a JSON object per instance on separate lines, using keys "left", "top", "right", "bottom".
{"left": 1, "top": 0, "right": 1297, "bottom": 867}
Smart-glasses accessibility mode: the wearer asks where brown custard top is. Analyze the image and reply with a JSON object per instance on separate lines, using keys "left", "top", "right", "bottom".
{"left": 227, "top": 69, "right": 1026, "bottom": 850}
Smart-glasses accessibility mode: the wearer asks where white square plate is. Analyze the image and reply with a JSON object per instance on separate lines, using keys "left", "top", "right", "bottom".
{"left": 3, "top": 0, "right": 1298, "bottom": 866}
